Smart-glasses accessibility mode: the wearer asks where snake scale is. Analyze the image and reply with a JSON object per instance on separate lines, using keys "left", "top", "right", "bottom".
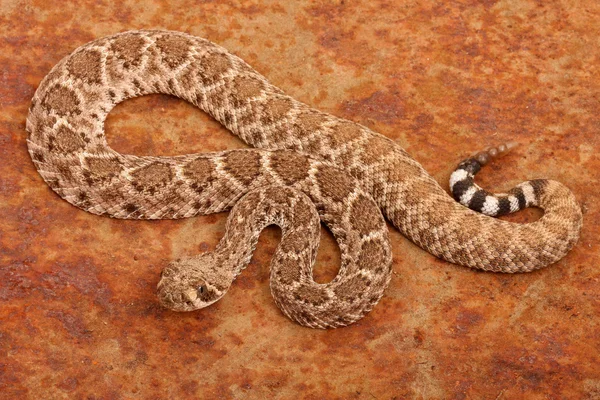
{"left": 26, "top": 30, "right": 582, "bottom": 328}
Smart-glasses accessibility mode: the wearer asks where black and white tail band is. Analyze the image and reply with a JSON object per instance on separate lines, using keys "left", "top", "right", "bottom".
{"left": 449, "top": 143, "right": 548, "bottom": 217}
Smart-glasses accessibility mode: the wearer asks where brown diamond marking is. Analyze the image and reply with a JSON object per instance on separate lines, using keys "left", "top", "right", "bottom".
{"left": 293, "top": 111, "right": 328, "bottom": 137}
{"left": 223, "top": 151, "right": 261, "bottom": 186}
{"left": 357, "top": 239, "right": 389, "bottom": 273}
{"left": 238, "top": 189, "right": 262, "bottom": 211}
{"left": 281, "top": 230, "right": 307, "bottom": 254}
{"left": 183, "top": 157, "right": 216, "bottom": 192}
{"left": 52, "top": 160, "right": 76, "bottom": 184}
{"left": 304, "top": 138, "right": 324, "bottom": 158}
{"left": 179, "top": 65, "right": 197, "bottom": 89}
{"left": 361, "top": 136, "right": 394, "bottom": 165}
{"left": 350, "top": 194, "right": 383, "bottom": 236}
{"left": 231, "top": 75, "right": 264, "bottom": 102}
{"left": 131, "top": 162, "right": 173, "bottom": 191}
{"left": 334, "top": 275, "right": 369, "bottom": 302}
{"left": 260, "top": 96, "right": 293, "bottom": 124}
{"left": 110, "top": 33, "right": 146, "bottom": 68}
{"left": 99, "top": 187, "right": 124, "bottom": 205}
{"left": 382, "top": 158, "right": 424, "bottom": 185}
{"left": 270, "top": 151, "right": 310, "bottom": 185}
{"left": 67, "top": 50, "right": 103, "bottom": 84}
{"left": 329, "top": 121, "right": 363, "bottom": 147}
{"left": 316, "top": 165, "right": 355, "bottom": 202}
{"left": 294, "top": 284, "right": 329, "bottom": 306}
{"left": 198, "top": 52, "right": 232, "bottom": 83}
{"left": 42, "top": 85, "right": 81, "bottom": 116}
{"left": 292, "top": 201, "right": 316, "bottom": 226}
{"left": 155, "top": 34, "right": 192, "bottom": 69}
{"left": 277, "top": 257, "right": 302, "bottom": 285}
{"left": 85, "top": 157, "right": 123, "bottom": 180}
{"left": 263, "top": 187, "right": 293, "bottom": 207}
{"left": 53, "top": 125, "right": 86, "bottom": 153}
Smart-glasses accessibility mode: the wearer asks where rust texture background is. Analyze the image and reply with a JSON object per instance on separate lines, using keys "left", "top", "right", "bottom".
{"left": 1, "top": 0, "right": 599, "bottom": 398}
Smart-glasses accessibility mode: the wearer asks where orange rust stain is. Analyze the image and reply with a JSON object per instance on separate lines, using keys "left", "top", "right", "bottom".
{"left": 0, "top": 0, "right": 599, "bottom": 399}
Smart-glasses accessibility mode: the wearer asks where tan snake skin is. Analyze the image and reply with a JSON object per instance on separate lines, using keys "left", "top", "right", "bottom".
{"left": 26, "top": 30, "right": 582, "bottom": 328}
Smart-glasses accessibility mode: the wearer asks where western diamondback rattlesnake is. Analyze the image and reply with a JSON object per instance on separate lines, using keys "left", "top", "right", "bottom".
{"left": 26, "top": 30, "right": 582, "bottom": 329}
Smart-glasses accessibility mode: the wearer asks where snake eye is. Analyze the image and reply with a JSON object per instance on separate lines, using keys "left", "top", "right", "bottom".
{"left": 197, "top": 284, "right": 207, "bottom": 296}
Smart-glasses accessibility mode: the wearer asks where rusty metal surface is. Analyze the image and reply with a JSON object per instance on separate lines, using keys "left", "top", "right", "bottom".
{"left": 1, "top": 0, "right": 599, "bottom": 398}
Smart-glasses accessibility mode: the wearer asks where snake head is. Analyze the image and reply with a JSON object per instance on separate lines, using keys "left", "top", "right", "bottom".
{"left": 157, "top": 253, "right": 231, "bottom": 312}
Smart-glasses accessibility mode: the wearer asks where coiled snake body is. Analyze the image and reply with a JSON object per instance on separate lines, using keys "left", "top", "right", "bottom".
{"left": 26, "top": 30, "right": 582, "bottom": 328}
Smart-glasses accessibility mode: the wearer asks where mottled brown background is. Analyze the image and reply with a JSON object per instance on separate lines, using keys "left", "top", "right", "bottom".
{"left": 1, "top": 0, "right": 599, "bottom": 399}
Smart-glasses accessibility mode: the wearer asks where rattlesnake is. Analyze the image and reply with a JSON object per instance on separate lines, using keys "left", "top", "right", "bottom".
{"left": 26, "top": 30, "right": 582, "bottom": 329}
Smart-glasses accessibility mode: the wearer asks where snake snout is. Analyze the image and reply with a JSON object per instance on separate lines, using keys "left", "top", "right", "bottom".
{"left": 156, "top": 257, "right": 221, "bottom": 311}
